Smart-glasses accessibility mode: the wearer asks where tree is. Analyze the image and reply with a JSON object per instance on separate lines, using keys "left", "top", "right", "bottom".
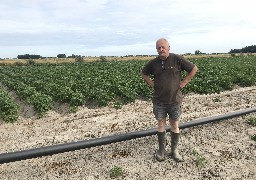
{"left": 57, "top": 54, "right": 66, "bottom": 58}
{"left": 195, "top": 50, "right": 202, "bottom": 55}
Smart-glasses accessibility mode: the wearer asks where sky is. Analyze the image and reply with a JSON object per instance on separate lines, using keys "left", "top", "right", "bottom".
{"left": 1, "top": 0, "right": 256, "bottom": 58}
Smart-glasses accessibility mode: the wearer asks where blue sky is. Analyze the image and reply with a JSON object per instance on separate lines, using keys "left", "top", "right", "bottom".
{"left": 1, "top": 0, "right": 255, "bottom": 58}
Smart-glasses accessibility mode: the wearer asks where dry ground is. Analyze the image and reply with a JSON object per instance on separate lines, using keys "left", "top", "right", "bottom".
{"left": 0, "top": 86, "right": 256, "bottom": 179}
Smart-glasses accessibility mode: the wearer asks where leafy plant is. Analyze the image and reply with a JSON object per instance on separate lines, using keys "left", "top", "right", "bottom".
{"left": 251, "top": 134, "right": 256, "bottom": 141}
{"left": 212, "top": 97, "right": 221, "bottom": 102}
{"left": 192, "top": 149, "right": 207, "bottom": 168}
{"left": 247, "top": 116, "right": 256, "bottom": 126}
{"left": 109, "top": 165, "right": 123, "bottom": 178}
{"left": 69, "top": 105, "right": 78, "bottom": 113}
{"left": 0, "top": 88, "right": 19, "bottom": 122}
{"left": 0, "top": 75, "right": 52, "bottom": 118}
{"left": 248, "top": 117, "right": 256, "bottom": 141}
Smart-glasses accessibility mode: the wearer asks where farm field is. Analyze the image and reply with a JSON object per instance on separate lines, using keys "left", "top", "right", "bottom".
{"left": 0, "top": 56, "right": 256, "bottom": 179}
{"left": 0, "top": 56, "right": 256, "bottom": 122}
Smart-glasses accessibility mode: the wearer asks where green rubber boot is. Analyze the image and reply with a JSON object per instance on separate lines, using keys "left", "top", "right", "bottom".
{"left": 170, "top": 132, "right": 184, "bottom": 162}
{"left": 155, "top": 131, "right": 166, "bottom": 161}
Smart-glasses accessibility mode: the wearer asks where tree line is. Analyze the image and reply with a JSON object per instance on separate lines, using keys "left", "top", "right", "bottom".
{"left": 16, "top": 54, "right": 83, "bottom": 59}
{"left": 195, "top": 45, "right": 256, "bottom": 55}
{"left": 13, "top": 45, "right": 256, "bottom": 60}
{"left": 229, "top": 45, "right": 256, "bottom": 53}
{"left": 17, "top": 54, "right": 41, "bottom": 59}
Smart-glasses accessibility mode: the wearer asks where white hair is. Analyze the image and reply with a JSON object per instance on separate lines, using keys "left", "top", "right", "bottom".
{"left": 156, "top": 38, "right": 170, "bottom": 48}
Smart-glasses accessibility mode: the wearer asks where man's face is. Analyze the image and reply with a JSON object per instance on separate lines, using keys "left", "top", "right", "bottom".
{"left": 156, "top": 40, "right": 170, "bottom": 60}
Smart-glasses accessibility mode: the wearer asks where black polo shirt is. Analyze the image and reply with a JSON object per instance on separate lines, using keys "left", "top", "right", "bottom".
{"left": 142, "top": 53, "right": 195, "bottom": 105}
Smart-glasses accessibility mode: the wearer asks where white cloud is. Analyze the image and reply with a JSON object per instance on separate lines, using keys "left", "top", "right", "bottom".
{"left": 0, "top": 0, "right": 256, "bottom": 58}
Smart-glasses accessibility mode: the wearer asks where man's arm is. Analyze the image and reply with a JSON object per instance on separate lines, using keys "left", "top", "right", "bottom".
{"left": 140, "top": 71, "right": 154, "bottom": 88}
{"left": 180, "top": 65, "right": 198, "bottom": 89}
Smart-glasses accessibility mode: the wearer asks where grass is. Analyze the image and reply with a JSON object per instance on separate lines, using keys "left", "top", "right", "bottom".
{"left": 109, "top": 165, "right": 123, "bottom": 179}
{"left": 247, "top": 116, "right": 256, "bottom": 141}
{"left": 212, "top": 97, "right": 221, "bottom": 102}
{"left": 192, "top": 149, "right": 207, "bottom": 168}
{"left": 251, "top": 134, "right": 256, "bottom": 141}
{"left": 247, "top": 116, "right": 256, "bottom": 126}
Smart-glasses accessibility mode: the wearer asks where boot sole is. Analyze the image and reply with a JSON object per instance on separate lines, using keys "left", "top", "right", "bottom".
{"left": 169, "top": 153, "right": 184, "bottom": 162}
{"left": 154, "top": 151, "right": 167, "bottom": 162}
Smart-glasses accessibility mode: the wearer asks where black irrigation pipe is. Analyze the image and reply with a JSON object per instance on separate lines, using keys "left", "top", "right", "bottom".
{"left": 0, "top": 107, "right": 255, "bottom": 164}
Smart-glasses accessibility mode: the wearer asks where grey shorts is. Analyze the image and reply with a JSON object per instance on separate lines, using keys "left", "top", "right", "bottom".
{"left": 153, "top": 103, "right": 181, "bottom": 121}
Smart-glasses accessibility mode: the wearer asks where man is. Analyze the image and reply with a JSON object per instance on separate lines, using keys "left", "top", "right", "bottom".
{"left": 141, "top": 38, "right": 198, "bottom": 162}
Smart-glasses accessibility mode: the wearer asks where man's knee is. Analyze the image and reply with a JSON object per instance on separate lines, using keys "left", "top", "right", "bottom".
{"left": 157, "top": 119, "right": 166, "bottom": 132}
{"left": 169, "top": 119, "right": 180, "bottom": 132}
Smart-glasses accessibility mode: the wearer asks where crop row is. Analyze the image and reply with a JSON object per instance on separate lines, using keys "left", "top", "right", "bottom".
{"left": 183, "top": 56, "right": 256, "bottom": 93}
{"left": 0, "top": 88, "right": 19, "bottom": 122}
{"left": 0, "top": 56, "right": 255, "bottom": 122}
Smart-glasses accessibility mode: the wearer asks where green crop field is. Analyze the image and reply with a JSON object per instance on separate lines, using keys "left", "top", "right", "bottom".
{"left": 0, "top": 56, "right": 255, "bottom": 122}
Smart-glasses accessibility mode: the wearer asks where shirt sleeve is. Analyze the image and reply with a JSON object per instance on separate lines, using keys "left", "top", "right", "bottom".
{"left": 141, "top": 61, "right": 153, "bottom": 76}
{"left": 176, "top": 55, "right": 195, "bottom": 73}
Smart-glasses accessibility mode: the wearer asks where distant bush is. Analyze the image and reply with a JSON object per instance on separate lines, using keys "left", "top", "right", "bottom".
{"left": 75, "top": 55, "right": 84, "bottom": 62}
{"left": 27, "top": 59, "right": 36, "bottom": 65}
{"left": 14, "top": 61, "right": 24, "bottom": 66}
{"left": 99, "top": 55, "right": 107, "bottom": 62}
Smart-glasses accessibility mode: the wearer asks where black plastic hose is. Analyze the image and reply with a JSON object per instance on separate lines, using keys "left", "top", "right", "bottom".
{"left": 0, "top": 107, "right": 255, "bottom": 164}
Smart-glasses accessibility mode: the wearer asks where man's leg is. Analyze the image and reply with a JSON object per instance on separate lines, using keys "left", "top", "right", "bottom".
{"left": 153, "top": 104, "right": 167, "bottom": 161}
{"left": 169, "top": 119, "right": 183, "bottom": 162}
{"left": 155, "top": 119, "right": 166, "bottom": 161}
{"left": 168, "top": 104, "right": 183, "bottom": 162}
